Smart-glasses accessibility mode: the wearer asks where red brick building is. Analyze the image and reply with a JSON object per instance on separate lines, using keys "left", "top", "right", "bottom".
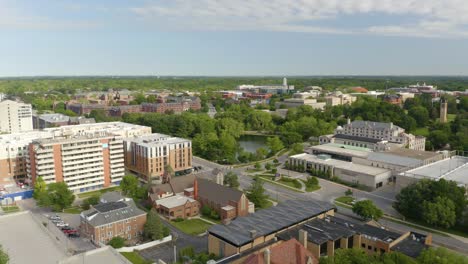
{"left": 154, "top": 194, "right": 200, "bottom": 220}
{"left": 80, "top": 194, "right": 147, "bottom": 245}
{"left": 194, "top": 178, "right": 253, "bottom": 221}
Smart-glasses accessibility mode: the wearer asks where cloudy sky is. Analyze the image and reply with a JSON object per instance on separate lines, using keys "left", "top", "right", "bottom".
{"left": 1, "top": 0, "right": 468, "bottom": 76}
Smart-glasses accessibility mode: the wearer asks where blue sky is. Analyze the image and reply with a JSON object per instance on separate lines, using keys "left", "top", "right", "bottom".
{"left": 1, "top": 0, "right": 468, "bottom": 76}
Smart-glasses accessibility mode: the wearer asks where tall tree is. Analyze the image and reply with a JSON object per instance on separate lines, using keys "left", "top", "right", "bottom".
{"left": 46, "top": 182, "right": 75, "bottom": 212}
{"left": 144, "top": 210, "right": 169, "bottom": 240}
{"left": 33, "top": 176, "right": 47, "bottom": 200}
{"left": 120, "top": 175, "right": 139, "bottom": 197}
{"left": 246, "top": 177, "right": 269, "bottom": 209}
{"left": 422, "top": 196, "right": 457, "bottom": 228}
{"left": 266, "top": 136, "right": 284, "bottom": 155}
{"left": 352, "top": 200, "right": 383, "bottom": 221}
{"left": 224, "top": 171, "right": 240, "bottom": 189}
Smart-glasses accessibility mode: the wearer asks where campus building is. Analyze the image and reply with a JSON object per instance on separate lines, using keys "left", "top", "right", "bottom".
{"left": 0, "top": 131, "right": 54, "bottom": 186}
{"left": 80, "top": 193, "right": 147, "bottom": 245}
{"left": 320, "top": 120, "right": 426, "bottom": 151}
{"left": 124, "top": 133, "right": 193, "bottom": 183}
{"left": 0, "top": 100, "right": 33, "bottom": 133}
{"left": 208, "top": 200, "right": 335, "bottom": 260}
{"left": 25, "top": 122, "right": 151, "bottom": 192}
{"left": 275, "top": 98, "right": 326, "bottom": 110}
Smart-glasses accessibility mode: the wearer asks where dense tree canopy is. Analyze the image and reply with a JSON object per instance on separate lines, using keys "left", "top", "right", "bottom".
{"left": 394, "top": 179, "right": 467, "bottom": 229}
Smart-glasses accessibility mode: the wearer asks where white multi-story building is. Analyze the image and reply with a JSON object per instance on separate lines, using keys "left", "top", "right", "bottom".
{"left": 0, "top": 100, "right": 33, "bottom": 133}
{"left": 320, "top": 120, "right": 426, "bottom": 151}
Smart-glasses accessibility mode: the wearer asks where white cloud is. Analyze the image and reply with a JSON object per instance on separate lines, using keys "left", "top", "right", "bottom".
{"left": 130, "top": 0, "right": 468, "bottom": 38}
{"left": 0, "top": 0, "right": 99, "bottom": 30}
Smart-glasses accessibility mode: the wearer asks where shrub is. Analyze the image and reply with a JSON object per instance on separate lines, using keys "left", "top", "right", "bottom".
{"left": 173, "top": 217, "right": 184, "bottom": 222}
{"left": 108, "top": 236, "right": 126, "bottom": 249}
{"left": 306, "top": 176, "right": 319, "bottom": 187}
{"left": 201, "top": 205, "right": 211, "bottom": 216}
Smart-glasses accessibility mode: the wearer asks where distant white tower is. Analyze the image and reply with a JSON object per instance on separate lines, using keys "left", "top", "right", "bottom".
{"left": 283, "top": 77, "right": 288, "bottom": 87}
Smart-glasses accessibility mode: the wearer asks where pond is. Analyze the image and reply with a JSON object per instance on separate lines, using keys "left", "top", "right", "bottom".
{"left": 238, "top": 134, "right": 269, "bottom": 153}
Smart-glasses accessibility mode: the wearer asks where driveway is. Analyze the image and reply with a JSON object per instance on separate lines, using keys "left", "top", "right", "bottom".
{"left": 139, "top": 219, "right": 207, "bottom": 263}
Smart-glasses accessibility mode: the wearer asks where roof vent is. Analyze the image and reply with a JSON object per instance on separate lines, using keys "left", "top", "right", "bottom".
{"left": 250, "top": 230, "right": 257, "bottom": 238}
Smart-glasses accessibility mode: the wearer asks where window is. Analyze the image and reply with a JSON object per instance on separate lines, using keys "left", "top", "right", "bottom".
{"left": 361, "top": 243, "right": 365, "bottom": 248}
{"left": 368, "top": 245, "right": 372, "bottom": 250}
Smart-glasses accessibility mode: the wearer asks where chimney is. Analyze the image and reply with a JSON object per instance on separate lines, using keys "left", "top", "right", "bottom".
{"left": 298, "top": 229, "right": 308, "bottom": 249}
{"left": 263, "top": 248, "right": 271, "bottom": 264}
{"left": 250, "top": 230, "right": 257, "bottom": 238}
{"left": 193, "top": 179, "right": 198, "bottom": 200}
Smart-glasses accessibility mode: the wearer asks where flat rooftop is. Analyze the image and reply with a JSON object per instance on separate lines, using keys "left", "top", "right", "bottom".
{"left": 155, "top": 194, "right": 196, "bottom": 208}
{"left": 209, "top": 199, "right": 335, "bottom": 247}
{"left": 0, "top": 212, "right": 67, "bottom": 264}
{"left": 311, "top": 143, "right": 371, "bottom": 158}
{"left": 38, "top": 113, "right": 70, "bottom": 123}
{"left": 401, "top": 156, "right": 468, "bottom": 185}
{"left": 290, "top": 153, "right": 389, "bottom": 176}
{"left": 366, "top": 152, "right": 423, "bottom": 167}
{"left": 127, "top": 133, "right": 190, "bottom": 147}
{"left": 382, "top": 148, "right": 442, "bottom": 161}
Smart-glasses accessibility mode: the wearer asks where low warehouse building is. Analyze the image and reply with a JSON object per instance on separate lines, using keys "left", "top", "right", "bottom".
{"left": 289, "top": 153, "right": 392, "bottom": 190}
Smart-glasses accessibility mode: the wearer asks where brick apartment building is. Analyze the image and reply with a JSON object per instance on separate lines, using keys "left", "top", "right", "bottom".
{"left": 141, "top": 97, "right": 201, "bottom": 113}
{"left": 80, "top": 193, "right": 147, "bottom": 245}
{"left": 124, "top": 133, "right": 193, "bottom": 183}
{"left": 28, "top": 132, "right": 125, "bottom": 192}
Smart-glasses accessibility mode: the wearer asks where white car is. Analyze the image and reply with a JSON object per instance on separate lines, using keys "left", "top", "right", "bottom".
{"left": 50, "top": 215, "right": 61, "bottom": 220}
{"left": 55, "top": 222, "right": 69, "bottom": 227}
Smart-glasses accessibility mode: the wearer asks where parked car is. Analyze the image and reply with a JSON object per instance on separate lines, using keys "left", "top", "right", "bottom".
{"left": 51, "top": 219, "right": 63, "bottom": 224}
{"left": 61, "top": 226, "right": 73, "bottom": 231}
{"left": 63, "top": 229, "right": 77, "bottom": 234}
{"left": 50, "top": 215, "right": 61, "bottom": 220}
{"left": 68, "top": 233, "right": 80, "bottom": 238}
{"left": 56, "top": 222, "right": 69, "bottom": 227}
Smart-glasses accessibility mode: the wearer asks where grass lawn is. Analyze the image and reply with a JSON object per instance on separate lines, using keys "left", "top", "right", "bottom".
{"left": 304, "top": 184, "right": 320, "bottom": 192}
{"left": 121, "top": 252, "right": 152, "bottom": 264}
{"left": 335, "top": 196, "right": 355, "bottom": 205}
{"left": 245, "top": 168, "right": 264, "bottom": 173}
{"left": 1, "top": 206, "right": 20, "bottom": 213}
{"left": 171, "top": 219, "right": 212, "bottom": 235}
{"left": 258, "top": 176, "right": 304, "bottom": 193}
{"left": 412, "top": 127, "right": 430, "bottom": 137}
{"left": 77, "top": 186, "right": 121, "bottom": 198}
{"left": 63, "top": 207, "right": 83, "bottom": 214}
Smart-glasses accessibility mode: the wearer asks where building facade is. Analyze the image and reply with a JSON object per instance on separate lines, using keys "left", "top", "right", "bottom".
{"left": 80, "top": 195, "right": 147, "bottom": 245}
{"left": 28, "top": 132, "right": 125, "bottom": 192}
{"left": 0, "top": 100, "right": 33, "bottom": 133}
{"left": 124, "top": 133, "right": 192, "bottom": 183}
{"left": 321, "top": 120, "right": 426, "bottom": 151}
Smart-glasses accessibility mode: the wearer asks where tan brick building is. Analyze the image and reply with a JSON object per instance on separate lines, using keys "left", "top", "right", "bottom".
{"left": 124, "top": 133, "right": 192, "bottom": 183}
{"left": 80, "top": 194, "right": 147, "bottom": 245}
{"left": 154, "top": 194, "right": 200, "bottom": 220}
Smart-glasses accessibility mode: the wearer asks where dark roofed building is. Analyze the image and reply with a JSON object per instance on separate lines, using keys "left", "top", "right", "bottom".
{"left": 80, "top": 197, "right": 147, "bottom": 245}
{"left": 195, "top": 178, "right": 253, "bottom": 221}
{"left": 208, "top": 199, "right": 335, "bottom": 259}
{"left": 148, "top": 174, "right": 196, "bottom": 203}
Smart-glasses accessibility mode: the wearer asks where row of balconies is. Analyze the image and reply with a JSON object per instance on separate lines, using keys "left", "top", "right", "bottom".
{"left": 62, "top": 152, "right": 102, "bottom": 162}
{"left": 61, "top": 142, "right": 101, "bottom": 151}
{"left": 63, "top": 157, "right": 103, "bottom": 166}
{"left": 62, "top": 147, "right": 102, "bottom": 156}
{"left": 62, "top": 162, "right": 103, "bottom": 172}
{"left": 63, "top": 167, "right": 104, "bottom": 177}
{"left": 63, "top": 172, "right": 104, "bottom": 182}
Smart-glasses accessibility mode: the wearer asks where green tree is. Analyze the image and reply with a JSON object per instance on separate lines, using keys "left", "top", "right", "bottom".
{"left": 224, "top": 171, "right": 240, "bottom": 189}
{"left": 418, "top": 247, "right": 468, "bottom": 264}
{"left": 408, "top": 106, "right": 430, "bottom": 127}
{"left": 216, "top": 118, "right": 244, "bottom": 138}
{"left": 422, "top": 196, "right": 457, "bottom": 228}
{"left": 0, "top": 245, "right": 9, "bottom": 264}
{"left": 201, "top": 205, "right": 212, "bottom": 216}
{"left": 144, "top": 210, "right": 169, "bottom": 240}
{"left": 246, "top": 177, "right": 269, "bottom": 209}
{"left": 345, "top": 189, "right": 353, "bottom": 196}
{"left": 352, "top": 200, "right": 383, "bottom": 221}
{"left": 82, "top": 194, "right": 100, "bottom": 210}
{"left": 254, "top": 162, "right": 261, "bottom": 170}
{"left": 290, "top": 143, "right": 304, "bottom": 155}
{"left": 266, "top": 136, "right": 284, "bottom": 155}
{"left": 33, "top": 176, "right": 47, "bottom": 202}
{"left": 46, "top": 182, "right": 75, "bottom": 212}
{"left": 120, "top": 175, "right": 139, "bottom": 198}
{"left": 107, "top": 236, "right": 126, "bottom": 249}
{"left": 305, "top": 176, "right": 319, "bottom": 187}
{"left": 264, "top": 163, "right": 272, "bottom": 171}
{"left": 255, "top": 147, "right": 268, "bottom": 160}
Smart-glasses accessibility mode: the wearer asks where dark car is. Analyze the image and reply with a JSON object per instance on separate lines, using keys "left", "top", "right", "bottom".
{"left": 68, "top": 233, "right": 80, "bottom": 238}
{"left": 63, "top": 229, "right": 78, "bottom": 234}
{"left": 61, "top": 226, "right": 73, "bottom": 231}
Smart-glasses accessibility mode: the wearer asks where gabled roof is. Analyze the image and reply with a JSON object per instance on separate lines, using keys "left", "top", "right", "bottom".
{"left": 196, "top": 178, "right": 244, "bottom": 206}
{"left": 81, "top": 199, "right": 146, "bottom": 227}
{"left": 242, "top": 239, "right": 317, "bottom": 264}
{"left": 334, "top": 134, "right": 383, "bottom": 144}
{"left": 149, "top": 174, "right": 196, "bottom": 196}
